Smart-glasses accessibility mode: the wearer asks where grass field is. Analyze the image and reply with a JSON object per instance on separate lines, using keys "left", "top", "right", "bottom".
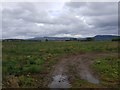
{"left": 92, "top": 56, "right": 119, "bottom": 87}
{"left": 2, "top": 41, "right": 119, "bottom": 88}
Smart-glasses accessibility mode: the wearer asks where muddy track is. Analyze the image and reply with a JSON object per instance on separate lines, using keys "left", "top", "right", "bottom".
{"left": 48, "top": 52, "right": 117, "bottom": 88}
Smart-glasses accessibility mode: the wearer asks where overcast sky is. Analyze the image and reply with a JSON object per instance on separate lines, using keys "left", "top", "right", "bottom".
{"left": 1, "top": 2, "right": 118, "bottom": 39}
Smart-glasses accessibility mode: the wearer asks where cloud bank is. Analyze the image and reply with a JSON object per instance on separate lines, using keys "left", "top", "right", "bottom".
{"left": 2, "top": 2, "right": 118, "bottom": 39}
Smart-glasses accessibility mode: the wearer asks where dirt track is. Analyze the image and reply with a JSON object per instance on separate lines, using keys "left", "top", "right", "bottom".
{"left": 48, "top": 52, "right": 117, "bottom": 88}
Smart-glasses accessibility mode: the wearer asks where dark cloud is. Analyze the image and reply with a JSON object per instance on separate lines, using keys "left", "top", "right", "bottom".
{"left": 2, "top": 2, "right": 118, "bottom": 39}
{"left": 66, "top": 2, "right": 117, "bottom": 16}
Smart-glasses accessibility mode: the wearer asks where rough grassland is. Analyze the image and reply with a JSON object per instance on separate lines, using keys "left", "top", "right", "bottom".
{"left": 2, "top": 41, "right": 119, "bottom": 88}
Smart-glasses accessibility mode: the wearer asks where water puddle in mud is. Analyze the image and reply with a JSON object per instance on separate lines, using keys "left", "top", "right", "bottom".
{"left": 80, "top": 70, "right": 99, "bottom": 84}
{"left": 48, "top": 75, "right": 71, "bottom": 88}
{"left": 48, "top": 55, "right": 100, "bottom": 88}
{"left": 78, "top": 53, "right": 117, "bottom": 84}
{"left": 79, "top": 61, "right": 99, "bottom": 84}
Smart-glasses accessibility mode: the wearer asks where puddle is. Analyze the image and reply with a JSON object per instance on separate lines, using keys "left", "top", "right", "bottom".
{"left": 48, "top": 75, "right": 71, "bottom": 88}
{"left": 79, "top": 61, "right": 99, "bottom": 84}
{"left": 80, "top": 70, "right": 99, "bottom": 84}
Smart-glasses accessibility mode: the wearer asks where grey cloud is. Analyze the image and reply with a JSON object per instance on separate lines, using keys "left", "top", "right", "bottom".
{"left": 2, "top": 2, "right": 118, "bottom": 39}
{"left": 86, "top": 15, "right": 118, "bottom": 27}
{"left": 65, "top": 2, "right": 118, "bottom": 35}
{"left": 67, "top": 2, "right": 117, "bottom": 16}
{"left": 66, "top": 2, "right": 87, "bottom": 8}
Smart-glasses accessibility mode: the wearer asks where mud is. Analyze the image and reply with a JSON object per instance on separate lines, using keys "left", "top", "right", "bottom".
{"left": 48, "top": 57, "right": 71, "bottom": 88}
{"left": 78, "top": 58, "right": 99, "bottom": 84}
{"left": 48, "top": 52, "right": 117, "bottom": 88}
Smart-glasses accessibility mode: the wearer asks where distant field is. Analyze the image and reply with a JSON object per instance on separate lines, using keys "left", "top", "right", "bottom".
{"left": 2, "top": 41, "right": 119, "bottom": 88}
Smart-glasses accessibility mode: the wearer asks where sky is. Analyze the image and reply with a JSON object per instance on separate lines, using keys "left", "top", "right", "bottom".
{"left": 1, "top": 1, "right": 118, "bottom": 39}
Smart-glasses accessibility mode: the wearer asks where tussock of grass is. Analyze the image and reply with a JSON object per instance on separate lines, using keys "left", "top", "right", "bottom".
{"left": 23, "top": 65, "right": 43, "bottom": 74}
{"left": 18, "top": 75, "right": 34, "bottom": 87}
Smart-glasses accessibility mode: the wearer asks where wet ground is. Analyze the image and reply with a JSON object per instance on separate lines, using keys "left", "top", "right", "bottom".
{"left": 49, "top": 75, "right": 71, "bottom": 88}
{"left": 78, "top": 59, "right": 99, "bottom": 84}
{"left": 48, "top": 52, "right": 117, "bottom": 88}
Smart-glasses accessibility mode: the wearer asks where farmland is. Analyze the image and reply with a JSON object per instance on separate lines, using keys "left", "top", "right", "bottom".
{"left": 2, "top": 41, "right": 119, "bottom": 88}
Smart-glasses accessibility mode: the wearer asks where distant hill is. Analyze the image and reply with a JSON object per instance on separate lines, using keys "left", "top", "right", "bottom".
{"left": 2, "top": 35, "right": 120, "bottom": 41}
{"left": 2, "top": 39, "right": 25, "bottom": 42}
{"left": 94, "top": 35, "right": 119, "bottom": 41}
{"left": 28, "top": 37, "right": 77, "bottom": 41}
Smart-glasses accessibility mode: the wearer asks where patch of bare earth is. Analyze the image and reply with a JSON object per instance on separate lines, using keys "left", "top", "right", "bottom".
{"left": 48, "top": 52, "right": 118, "bottom": 88}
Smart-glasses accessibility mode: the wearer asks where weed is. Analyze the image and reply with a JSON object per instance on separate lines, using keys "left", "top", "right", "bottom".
{"left": 18, "top": 75, "right": 34, "bottom": 87}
